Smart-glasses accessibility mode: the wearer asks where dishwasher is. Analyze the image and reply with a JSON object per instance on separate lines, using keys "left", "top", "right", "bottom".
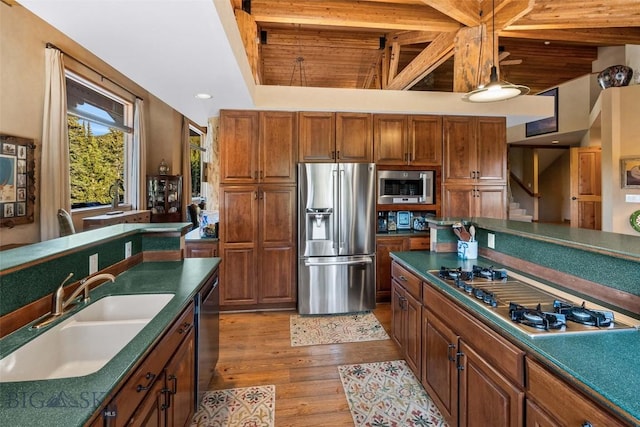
{"left": 195, "top": 270, "right": 219, "bottom": 408}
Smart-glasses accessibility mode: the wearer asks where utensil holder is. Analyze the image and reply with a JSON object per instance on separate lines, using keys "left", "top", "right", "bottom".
{"left": 457, "top": 240, "right": 478, "bottom": 260}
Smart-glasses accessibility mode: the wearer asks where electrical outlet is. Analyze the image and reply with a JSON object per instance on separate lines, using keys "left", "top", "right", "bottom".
{"left": 89, "top": 253, "right": 99, "bottom": 274}
{"left": 487, "top": 233, "right": 495, "bottom": 249}
{"left": 125, "top": 241, "right": 132, "bottom": 259}
{"left": 626, "top": 194, "right": 640, "bottom": 203}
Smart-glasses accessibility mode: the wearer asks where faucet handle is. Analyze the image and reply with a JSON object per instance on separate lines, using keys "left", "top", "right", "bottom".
{"left": 52, "top": 273, "right": 74, "bottom": 315}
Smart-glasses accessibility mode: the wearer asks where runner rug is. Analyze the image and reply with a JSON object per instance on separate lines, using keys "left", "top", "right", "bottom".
{"left": 191, "top": 385, "right": 275, "bottom": 427}
{"left": 290, "top": 311, "right": 390, "bottom": 346}
{"left": 339, "top": 360, "right": 449, "bottom": 427}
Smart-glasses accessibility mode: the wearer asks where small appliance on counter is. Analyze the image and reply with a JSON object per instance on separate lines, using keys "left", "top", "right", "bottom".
{"left": 377, "top": 211, "right": 388, "bottom": 233}
{"left": 412, "top": 216, "right": 428, "bottom": 231}
{"left": 387, "top": 211, "right": 397, "bottom": 231}
{"left": 397, "top": 211, "right": 411, "bottom": 229}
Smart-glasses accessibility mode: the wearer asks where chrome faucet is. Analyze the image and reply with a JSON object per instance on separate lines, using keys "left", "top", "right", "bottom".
{"left": 52, "top": 273, "right": 116, "bottom": 316}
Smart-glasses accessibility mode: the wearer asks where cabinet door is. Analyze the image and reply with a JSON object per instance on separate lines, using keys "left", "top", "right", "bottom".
{"left": 476, "top": 117, "right": 506, "bottom": 183}
{"left": 458, "top": 340, "right": 524, "bottom": 427}
{"left": 128, "top": 373, "right": 167, "bottom": 427}
{"left": 373, "top": 114, "right": 408, "bottom": 165}
{"left": 220, "top": 246, "right": 257, "bottom": 305}
{"left": 443, "top": 116, "right": 477, "bottom": 182}
{"left": 259, "top": 111, "right": 297, "bottom": 183}
{"left": 422, "top": 309, "right": 459, "bottom": 426}
{"left": 299, "top": 112, "right": 335, "bottom": 162}
{"left": 409, "top": 115, "right": 442, "bottom": 166}
{"left": 443, "top": 185, "right": 475, "bottom": 218}
{"left": 405, "top": 292, "right": 422, "bottom": 377}
{"left": 166, "top": 329, "right": 195, "bottom": 427}
{"left": 525, "top": 400, "right": 556, "bottom": 427}
{"left": 220, "top": 110, "right": 259, "bottom": 183}
{"left": 185, "top": 242, "right": 218, "bottom": 258}
{"left": 476, "top": 185, "right": 507, "bottom": 219}
{"left": 336, "top": 112, "right": 373, "bottom": 162}
{"left": 258, "top": 185, "right": 296, "bottom": 304}
{"left": 220, "top": 186, "right": 258, "bottom": 245}
{"left": 391, "top": 279, "right": 405, "bottom": 348}
{"left": 375, "top": 236, "right": 408, "bottom": 301}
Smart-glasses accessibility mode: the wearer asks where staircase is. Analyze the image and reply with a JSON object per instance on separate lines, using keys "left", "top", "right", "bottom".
{"left": 509, "top": 201, "right": 533, "bottom": 222}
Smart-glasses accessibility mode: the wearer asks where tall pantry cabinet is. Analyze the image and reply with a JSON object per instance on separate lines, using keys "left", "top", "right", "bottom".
{"left": 442, "top": 116, "right": 507, "bottom": 219}
{"left": 219, "top": 110, "right": 297, "bottom": 310}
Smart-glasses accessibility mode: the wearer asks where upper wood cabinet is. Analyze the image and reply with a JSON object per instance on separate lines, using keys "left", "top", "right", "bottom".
{"left": 443, "top": 116, "right": 506, "bottom": 184}
{"left": 299, "top": 112, "right": 373, "bottom": 163}
{"left": 220, "top": 110, "right": 297, "bottom": 184}
{"left": 374, "top": 114, "right": 442, "bottom": 166}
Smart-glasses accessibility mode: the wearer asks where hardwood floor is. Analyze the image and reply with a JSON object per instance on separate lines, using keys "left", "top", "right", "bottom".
{"left": 207, "top": 303, "right": 402, "bottom": 426}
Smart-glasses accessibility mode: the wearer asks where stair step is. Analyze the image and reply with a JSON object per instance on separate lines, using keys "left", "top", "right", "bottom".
{"left": 509, "top": 202, "right": 520, "bottom": 210}
{"left": 509, "top": 208, "right": 527, "bottom": 216}
{"left": 509, "top": 214, "right": 533, "bottom": 222}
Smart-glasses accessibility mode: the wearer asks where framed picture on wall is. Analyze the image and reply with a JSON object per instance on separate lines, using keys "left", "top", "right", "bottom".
{"left": 0, "top": 134, "right": 36, "bottom": 228}
{"left": 525, "top": 87, "right": 559, "bottom": 137}
{"left": 621, "top": 157, "right": 640, "bottom": 188}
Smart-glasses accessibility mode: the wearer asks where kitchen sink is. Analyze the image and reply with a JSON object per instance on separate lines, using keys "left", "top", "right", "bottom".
{"left": 0, "top": 293, "right": 174, "bottom": 382}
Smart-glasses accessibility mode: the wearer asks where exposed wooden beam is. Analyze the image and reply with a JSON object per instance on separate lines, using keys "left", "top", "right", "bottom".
{"left": 386, "top": 30, "right": 457, "bottom": 90}
{"left": 483, "top": 0, "right": 536, "bottom": 32}
{"left": 249, "top": 0, "right": 461, "bottom": 32}
{"left": 260, "top": 27, "right": 382, "bottom": 49}
{"left": 387, "top": 30, "right": 442, "bottom": 46}
{"left": 420, "top": 0, "right": 482, "bottom": 27}
{"left": 501, "top": 27, "right": 640, "bottom": 45}
{"left": 453, "top": 25, "right": 493, "bottom": 93}
{"left": 235, "top": 9, "right": 261, "bottom": 85}
{"left": 388, "top": 41, "right": 401, "bottom": 85}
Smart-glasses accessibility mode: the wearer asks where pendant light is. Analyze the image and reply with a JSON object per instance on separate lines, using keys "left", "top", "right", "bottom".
{"left": 463, "top": 0, "right": 529, "bottom": 102}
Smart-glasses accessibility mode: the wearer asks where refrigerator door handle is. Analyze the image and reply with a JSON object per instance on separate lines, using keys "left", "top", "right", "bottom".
{"left": 304, "top": 258, "right": 372, "bottom": 267}
{"left": 332, "top": 168, "right": 339, "bottom": 250}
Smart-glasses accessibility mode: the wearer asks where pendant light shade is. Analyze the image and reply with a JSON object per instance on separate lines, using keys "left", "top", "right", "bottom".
{"left": 463, "top": 0, "right": 529, "bottom": 102}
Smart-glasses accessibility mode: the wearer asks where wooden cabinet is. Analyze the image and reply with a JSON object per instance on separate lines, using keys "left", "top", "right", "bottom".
{"left": 421, "top": 281, "right": 525, "bottom": 427}
{"left": 391, "top": 261, "right": 422, "bottom": 377}
{"left": 443, "top": 116, "right": 506, "bottom": 184}
{"left": 185, "top": 228, "right": 218, "bottom": 258}
{"left": 375, "top": 235, "right": 429, "bottom": 301}
{"left": 442, "top": 184, "right": 507, "bottom": 219}
{"left": 299, "top": 112, "right": 373, "bottom": 162}
{"left": 525, "top": 358, "right": 628, "bottom": 427}
{"left": 220, "top": 110, "right": 297, "bottom": 184}
{"left": 219, "top": 185, "right": 296, "bottom": 309}
{"left": 147, "top": 175, "right": 182, "bottom": 222}
{"left": 96, "top": 303, "right": 195, "bottom": 427}
{"left": 374, "top": 114, "right": 442, "bottom": 166}
{"left": 82, "top": 210, "right": 150, "bottom": 231}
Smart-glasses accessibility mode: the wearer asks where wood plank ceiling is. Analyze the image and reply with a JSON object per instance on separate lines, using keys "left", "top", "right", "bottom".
{"left": 230, "top": 0, "right": 640, "bottom": 95}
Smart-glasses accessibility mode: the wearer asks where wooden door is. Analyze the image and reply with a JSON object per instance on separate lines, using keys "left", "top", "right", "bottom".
{"left": 476, "top": 117, "right": 506, "bottom": 183}
{"left": 336, "top": 112, "right": 373, "bottom": 162}
{"left": 259, "top": 111, "right": 297, "bottom": 183}
{"left": 373, "top": 114, "right": 408, "bottom": 165}
{"left": 220, "top": 186, "right": 258, "bottom": 245}
{"left": 443, "top": 185, "right": 474, "bottom": 218}
{"left": 219, "top": 110, "right": 259, "bottom": 184}
{"left": 443, "top": 116, "right": 476, "bottom": 182}
{"left": 525, "top": 400, "right": 557, "bottom": 427}
{"left": 422, "top": 309, "right": 459, "bottom": 426}
{"left": 258, "top": 185, "right": 296, "bottom": 304}
{"left": 390, "top": 280, "right": 405, "bottom": 348}
{"left": 476, "top": 185, "right": 507, "bottom": 219}
{"left": 405, "top": 292, "right": 422, "bottom": 378}
{"left": 375, "top": 236, "right": 408, "bottom": 301}
{"left": 165, "top": 330, "right": 195, "bottom": 427}
{"left": 298, "top": 112, "right": 335, "bottom": 162}
{"left": 570, "top": 147, "right": 602, "bottom": 229}
{"left": 458, "top": 341, "right": 524, "bottom": 427}
{"left": 409, "top": 115, "right": 442, "bottom": 166}
{"left": 128, "top": 373, "right": 167, "bottom": 427}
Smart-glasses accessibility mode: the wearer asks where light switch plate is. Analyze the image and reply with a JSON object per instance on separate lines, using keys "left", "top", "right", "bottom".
{"left": 125, "top": 241, "right": 132, "bottom": 259}
{"left": 487, "top": 233, "right": 495, "bottom": 249}
{"left": 89, "top": 254, "right": 98, "bottom": 274}
{"left": 625, "top": 194, "right": 640, "bottom": 203}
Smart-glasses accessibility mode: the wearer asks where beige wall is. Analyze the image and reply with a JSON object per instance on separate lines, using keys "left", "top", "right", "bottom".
{"left": 0, "top": 4, "right": 184, "bottom": 246}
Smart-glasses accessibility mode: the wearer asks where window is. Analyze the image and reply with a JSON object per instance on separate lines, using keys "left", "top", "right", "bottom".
{"left": 189, "top": 126, "right": 205, "bottom": 204}
{"left": 66, "top": 71, "right": 133, "bottom": 209}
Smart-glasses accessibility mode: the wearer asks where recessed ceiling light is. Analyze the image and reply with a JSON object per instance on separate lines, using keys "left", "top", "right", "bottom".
{"left": 195, "top": 93, "right": 212, "bottom": 99}
{"left": 544, "top": 41, "right": 551, "bottom": 45}
{"left": 551, "top": 140, "right": 559, "bottom": 144}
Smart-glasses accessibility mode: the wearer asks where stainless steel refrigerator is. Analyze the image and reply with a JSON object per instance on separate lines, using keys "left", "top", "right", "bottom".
{"left": 298, "top": 163, "right": 376, "bottom": 315}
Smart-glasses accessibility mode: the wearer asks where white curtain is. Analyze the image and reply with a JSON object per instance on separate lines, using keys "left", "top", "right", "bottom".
{"left": 130, "top": 98, "right": 147, "bottom": 209}
{"left": 181, "top": 116, "right": 192, "bottom": 221}
{"left": 40, "top": 47, "right": 69, "bottom": 241}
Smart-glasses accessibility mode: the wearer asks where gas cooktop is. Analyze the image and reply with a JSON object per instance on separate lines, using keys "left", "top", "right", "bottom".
{"left": 430, "top": 266, "right": 639, "bottom": 339}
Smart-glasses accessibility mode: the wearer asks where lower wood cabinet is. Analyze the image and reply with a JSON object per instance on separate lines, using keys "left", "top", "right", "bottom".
{"left": 391, "top": 261, "right": 422, "bottom": 377}
{"left": 376, "top": 235, "right": 429, "bottom": 301}
{"left": 525, "top": 358, "right": 628, "bottom": 427}
{"left": 92, "top": 303, "right": 196, "bottom": 427}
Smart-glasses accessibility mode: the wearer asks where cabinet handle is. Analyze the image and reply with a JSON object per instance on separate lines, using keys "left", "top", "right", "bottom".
{"left": 456, "top": 351, "right": 465, "bottom": 371}
{"left": 259, "top": 190, "right": 264, "bottom": 200}
{"left": 476, "top": 170, "right": 481, "bottom": 178}
{"left": 254, "top": 170, "right": 258, "bottom": 180}
{"left": 167, "top": 374, "right": 178, "bottom": 395}
{"left": 136, "top": 372, "right": 156, "bottom": 392}
{"left": 178, "top": 321, "right": 192, "bottom": 334}
{"left": 254, "top": 191, "right": 258, "bottom": 200}
{"left": 161, "top": 387, "right": 171, "bottom": 410}
{"left": 336, "top": 150, "right": 340, "bottom": 159}
{"left": 331, "top": 151, "right": 335, "bottom": 159}
{"left": 447, "top": 344, "right": 456, "bottom": 362}
{"left": 470, "top": 171, "right": 475, "bottom": 179}
{"left": 398, "top": 275, "right": 407, "bottom": 282}
{"left": 260, "top": 170, "right": 264, "bottom": 179}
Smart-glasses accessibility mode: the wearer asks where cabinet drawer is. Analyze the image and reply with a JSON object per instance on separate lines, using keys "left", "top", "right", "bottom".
{"left": 423, "top": 282, "right": 524, "bottom": 386}
{"left": 105, "top": 304, "right": 194, "bottom": 426}
{"left": 526, "top": 358, "right": 628, "bottom": 427}
{"left": 391, "top": 261, "right": 421, "bottom": 300}
{"left": 409, "top": 236, "right": 430, "bottom": 250}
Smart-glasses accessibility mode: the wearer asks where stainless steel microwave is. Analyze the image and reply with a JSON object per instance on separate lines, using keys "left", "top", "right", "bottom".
{"left": 377, "top": 170, "right": 434, "bottom": 205}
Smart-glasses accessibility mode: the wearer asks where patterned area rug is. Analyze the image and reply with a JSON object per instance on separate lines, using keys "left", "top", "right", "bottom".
{"left": 339, "top": 360, "right": 449, "bottom": 427}
{"left": 290, "top": 311, "right": 390, "bottom": 346}
{"left": 191, "top": 385, "right": 275, "bottom": 427}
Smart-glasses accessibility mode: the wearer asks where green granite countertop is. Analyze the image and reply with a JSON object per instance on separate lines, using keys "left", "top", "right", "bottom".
{"left": 390, "top": 250, "right": 640, "bottom": 426}
{"left": 0, "top": 257, "right": 220, "bottom": 427}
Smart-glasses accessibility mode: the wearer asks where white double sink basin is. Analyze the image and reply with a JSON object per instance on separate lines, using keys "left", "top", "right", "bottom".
{"left": 0, "top": 294, "right": 174, "bottom": 382}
